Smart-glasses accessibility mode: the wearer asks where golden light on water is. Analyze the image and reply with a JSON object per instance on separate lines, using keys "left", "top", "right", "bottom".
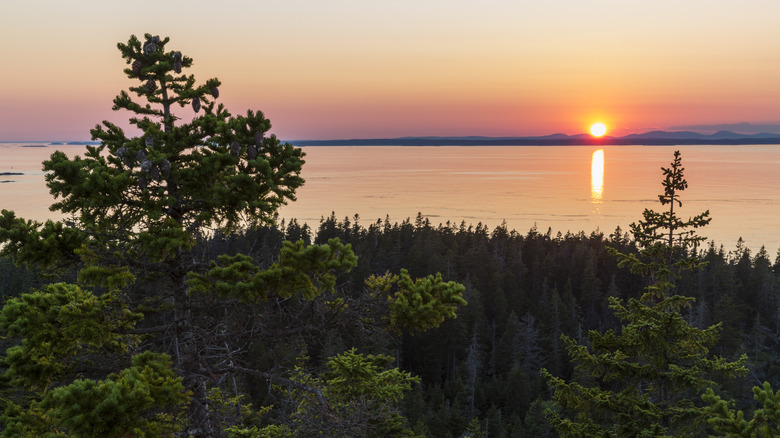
{"left": 591, "top": 149, "right": 604, "bottom": 202}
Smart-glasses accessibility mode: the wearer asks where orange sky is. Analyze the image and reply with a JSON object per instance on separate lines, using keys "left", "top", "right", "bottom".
{"left": 2, "top": 0, "right": 780, "bottom": 140}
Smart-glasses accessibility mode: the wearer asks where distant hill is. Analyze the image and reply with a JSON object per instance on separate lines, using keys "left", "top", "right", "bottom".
{"left": 289, "top": 130, "right": 780, "bottom": 146}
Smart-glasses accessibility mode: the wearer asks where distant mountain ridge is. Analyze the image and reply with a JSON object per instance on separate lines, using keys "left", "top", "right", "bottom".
{"left": 9, "top": 132, "right": 780, "bottom": 147}
{"left": 622, "top": 130, "right": 780, "bottom": 140}
{"left": 290, "top": 130, "right": 780, "bottom": 146}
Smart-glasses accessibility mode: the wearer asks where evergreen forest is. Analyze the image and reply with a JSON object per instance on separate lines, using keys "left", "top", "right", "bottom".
{"left": 1, "top": 34, "right": 780, "bottom": 437}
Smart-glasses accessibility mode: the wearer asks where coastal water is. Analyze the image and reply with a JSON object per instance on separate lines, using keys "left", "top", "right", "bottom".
{"left": 2, "top": 142, "right": 779, "bottom": 253}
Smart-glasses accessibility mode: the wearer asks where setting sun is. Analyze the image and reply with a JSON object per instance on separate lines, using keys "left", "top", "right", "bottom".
{"left": 590, "top": 123, "right": 607, "bottom": 137}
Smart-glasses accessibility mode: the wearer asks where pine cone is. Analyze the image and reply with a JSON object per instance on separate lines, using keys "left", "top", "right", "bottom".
{"left": 145, "top": 136, "right": 154, "bottom": 148}
{"left": 151, "top": 35, "right": 160, "bottom": 44}
{"left": 145, "top": 79, "right": 156, "bottom": 94}
{"left": 144, "top": 42, "right": 157, "bottom": 54}
{"left": 132, "top": 60, "right": 143, "bottom": 75}
{"left": 150, "top": 166, "right": 160, "bottom": 181}
{"left": 118, "top": 147, "right": 133, "bottom": 166}
{"left": 254, "top": 132, "right": 263, "bottom": 147}
{"left": 210, "top": 86, "right": 219, "bottom": 98}
{"left": 172, "top": 52, "right": 183, "bottom": 73}
{"left": 159, "top": 159, "right": 171, "bottom": 176}
{"left": 230, "top": 141, "right": 241, "bottom": 157}
{"left": 192, "top": 97, "right": 201, "bottom": 113}
{"left": 141, "top": 159, "right": 153, "bottom": 173}
{"left": 138, "top": 175, "right": 148, "bottom": 190}
{"left": 247, "top": 144, "right": 257, "bottom": 160}
{"left": 136, "top": 149, "right": 146, "bottom": 162}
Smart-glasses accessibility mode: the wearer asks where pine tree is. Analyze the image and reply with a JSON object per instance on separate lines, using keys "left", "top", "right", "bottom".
{"left": 703, "top": 382, "right": 780, "bottom": 437}
{"left": 0, "top": 34, "right": 466, "bottom": 436}
{"left": 543, "top": 150, "right": 747, "bottom": 437}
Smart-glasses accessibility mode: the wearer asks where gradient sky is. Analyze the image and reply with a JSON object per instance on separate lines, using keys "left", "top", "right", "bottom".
{"left": 2, "top": 0, "right": 780, "bottom": 140}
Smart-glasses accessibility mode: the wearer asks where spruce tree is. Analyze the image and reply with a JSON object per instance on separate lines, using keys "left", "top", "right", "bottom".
{"left": 631, "top": 150, "right": 711, "bottom": 249}
{"left": 543, "top": 150, "right": 747, "bottom": 437}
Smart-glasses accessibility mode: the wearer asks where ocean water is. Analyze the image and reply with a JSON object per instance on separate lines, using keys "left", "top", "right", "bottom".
{"left": 2, "top": 142, "right": 779, "bottom": 253}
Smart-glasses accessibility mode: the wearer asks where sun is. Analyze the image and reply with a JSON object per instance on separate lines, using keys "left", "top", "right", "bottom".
{"left": 590, "top": 122, "right": 607, "bottom": 137}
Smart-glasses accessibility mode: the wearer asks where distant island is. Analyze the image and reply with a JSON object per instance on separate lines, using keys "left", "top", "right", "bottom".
{"left": 65, "top": 141, "right": 101, "bottom": 145}
{"left": 0, "top": 141, "right": 100, "bottom": 145}
{"left": 289, "top": 130, "right": 780, "bottom": 146}
{"left": 0, "top": 172, "right": 22, "bottom": 183}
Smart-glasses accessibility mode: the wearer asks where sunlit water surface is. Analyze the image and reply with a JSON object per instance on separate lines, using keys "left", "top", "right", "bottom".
{"left": 2, "top": 142, "right": 779, "bottom": 253}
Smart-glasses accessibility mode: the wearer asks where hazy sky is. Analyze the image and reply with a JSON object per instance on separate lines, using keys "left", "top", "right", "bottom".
{"left": 2, "top": 0, "right": 780, "bottom": 140}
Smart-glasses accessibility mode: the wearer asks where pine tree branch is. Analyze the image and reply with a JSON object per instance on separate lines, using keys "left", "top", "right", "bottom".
{"left": 217, "top": 365, "right": 325, "bottom": 401}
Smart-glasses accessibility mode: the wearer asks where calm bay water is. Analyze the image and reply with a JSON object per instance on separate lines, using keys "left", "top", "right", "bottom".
{"left": 2, "top": 142, "right": 779, "bottom": 253}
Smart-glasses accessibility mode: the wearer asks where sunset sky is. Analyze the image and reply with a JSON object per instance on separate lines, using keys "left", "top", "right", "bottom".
{"left": 2, "top": 0, "right": 780, "bottom": 141}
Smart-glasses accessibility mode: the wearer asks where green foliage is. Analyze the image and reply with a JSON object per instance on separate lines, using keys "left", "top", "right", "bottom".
{"left": 0, "top": 33, "right": 310, "bottom": 435}
{"left": 0, "top": 283, "right": 139, "bottom": 390}
{"left": 630, "top": 150, "right": 711, "bottom": 249}
{"left": 224, "top": 424, "right": 293, "bottom": 438}
{"left": 45, "top": 34, "right": 305, "bottom": 238}
{"left": 1, "top": 352, "right": 187, "bottom": 438}
{"left": 386, "top": 269, "right": 467, "bottom": 333}
{"left": 543, "top": 292, "right": 747, "bottom": 436}
{"left": 136, "top": 217, "right": 195, "bottom": 262}
{"left": 0, "top": 33, "right": 466, "bottom": 436}
{"left": 0, "top": 210, "right": 84, "bottom": 272}
{"left": 544, "top": 151, "right": 747, "bottom": 437}
{"left": 703, "top": 382, "right": 780, "bottom": 437}
{"left": 612, "top": 150, "right": 711, "bottom": 304}
{"left": 286, "top": 349, "right": 421, "bottom": 437}
{"left": 207, "top": 388, "right": 283, "bottom": 437}
{"left": 254, "top": 213, "right": 780, "bottom": 437}
{"left": 74, "top": 246, "right": 136, "bottom": 290}
{"left": 0, "top": 399, "right": 64, "bottom": 438}
{"left": 464, "top": 417, "right": 485, "bottom": 437}
{"left": 0, "top": 32, "right": 306, "bottom": 279}
{"left": 363, "top": 269, "right": 468, "bottom": 334}
{"left": 323, "top": 348, "right": 419, "bottom": 401}
{"left": 273, "top": 238, "right": 358, "bottom": 300}
{"left": 187, "top": 238, "right": 357, "bottom": 302}
{"left": 40, "top": 351, "right": 188, "bottom": 437}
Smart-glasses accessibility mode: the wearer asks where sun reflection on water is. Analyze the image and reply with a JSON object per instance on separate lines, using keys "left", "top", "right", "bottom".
{"left": 591, "top": 149, "right": 604, "bottom": 203}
